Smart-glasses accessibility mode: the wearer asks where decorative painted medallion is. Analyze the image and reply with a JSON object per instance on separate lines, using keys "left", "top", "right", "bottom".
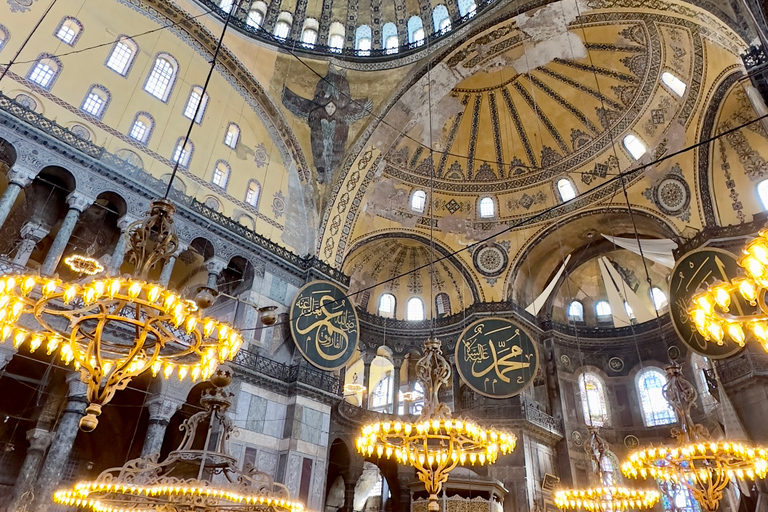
{"left": 290, "top": 280, "right": 359, "bottom": 370}
{"left": 455, "top": 317, "right": 539, "bottom": 398}
{"left": 624, "top": 435, "right": 640, "bottom": 449}
{"left": 473, "top": 243, "right": 508, "bottom": 277}
{"left": 607, "top": 357, "right": 624, "bottom": 372}
{"left": 669, "top": 248, "right": 752, "bottom": 359}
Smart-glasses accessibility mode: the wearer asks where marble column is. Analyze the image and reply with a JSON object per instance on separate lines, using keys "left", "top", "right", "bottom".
{"left": 362, "top": 354, "right": 373, "bottom": 409}
{"left": 13, "top": 221, "right": 50, "bottom": 265}
{"left": 107, "top": 214, "right": 136, "bottom": 275}
{"left": 41, "top": 192, "right": 93, "bottom": 276}
{"left": 205, "top": 257, "right": 228, "bottom": 289}
{"left": 452, "top": 356, "right": 462, "bottom": 413}
{"left": 0, "top": 346, "right": 15, "bottom": 370}
{"left": 33, "top": 372, "right": 88, "bottom": 512}
{"left": 341, "top": 480, "right": 356, "bottom": 512}
{"left": 0, "top": 165, "right": 36, "bottom": 230}
{"left": 159, "top": 244, "right": 186, "bottom": 287}
{"left": 7, "top": 428, "right": 54, "bottom": 512}
{"left": 140, "top": 395, "right": 183, "bottom": 458}
{"left": 392, "top": 358, "right": 403, "bottom": 415}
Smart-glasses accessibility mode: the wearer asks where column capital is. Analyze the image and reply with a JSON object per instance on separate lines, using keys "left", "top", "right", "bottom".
{"left": 7, "top": 164, "right": 38, "bottom": 187}
{"left": 362, "top": 352, "right": 376, "bottom": 364}
{"left": 19, "top": 220, "right": 50, "bottom": 242}
{"left": 66, "top": 191, "right": 94, "bottom": 212}
{"left": 146, "top": 395, "right": 184, "bottom": 422}
{"left": 65, "top": 371, "right": 87, "bottom": 397}
{"left": 116, "top": 214, "right": 139, "bottom": 231}
{"left": 205, "top": 257, "right": 228, "bottom": 275}
{"left": 26, "top": 428, "right": 53, "bottom": 451}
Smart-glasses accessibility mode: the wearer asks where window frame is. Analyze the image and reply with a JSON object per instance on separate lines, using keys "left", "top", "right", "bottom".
{"left": 247, "top": 8, "right": 265, "bottom": 28}
{"left": 54, "top": 17, "right": 83, "bottom": 46}
{"left": 432, "top": 6, "right": 451, "bottom": 33}
{"left": 129, "top": 111, "right": 155, "bottom": 144}
{"left": 0, "top": 25, "right": 10, "bottom": 51}
{"left": 411, "top": 189, "right": 427, "bottom": 213}
{"left": 171, "top": 138, "right": 194, "bottom": 168}
{"left": 557, "top": 178, "right": 577, "bottom": 201}
{"left": 245, "top": 180, "right": 261, "bottom": 208}
{"left": 27, "top": 53, "right": 62, "bottom": 90}
{"left": 650, "top": 287, "right": 668, "bottom": 310}
{"left": 660, "top": 71, "right": 687, "bottom": 97}
{"left": 478, "top": 196, "right": 495, "bottom": 218}
{"left": 355, "top": 25, "right": 373, "bottom": 56}
{"left": 105, "top": 36, "right": 138, "bottom": 76}
{"left": 183, "top": 86, "right": 209, "bottom": 124}
{"left": 758, "top": 179, "right": 768, "bottom": 210}
{"left": 595, "top": 300, "right": 612, "bottom": 321}
{"left": 144, "top": 53, "right": 178, "bottom": 102}
{"left": 378, "top": 293, "right": 396, "bottom": 318}
{"left": 212, "top": 160, "right": 231, "bottom": 190}
{"left": 636, "top": 368, "right": 677, "bottom": 427}
{"left": 623, "top": 133, "right": 647, "bottom": 160}
{"left": 568, "top": 300, "right": 584, "bottom": 322}
{"left": 578, "top": 372, "right": 609, "bottom": 427}
{"left": 224, "top": 122, "right": 241, "bottom": 148}
{"left": 80, "top": 84, "right": 111, "bottom": 119}
{"left": 406, "top": 297, "right": 425, "bottom": 321}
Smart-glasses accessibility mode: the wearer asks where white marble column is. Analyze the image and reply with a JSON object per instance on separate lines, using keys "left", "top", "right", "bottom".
{"left": 158, "top": 244, "right": 187, "bottom": 287}
{"left": 13, "top": 220, "right": 50, "bottom": 266}
{"left": 41, "top": 192, "right": 93, "bottom": 275}
{"left": 205, "top": 257, "right": 228, "bottom": 289}
{"left": 33, "top": 373, "right": 88, "bottom": 512}
{"left": 0, "top": 165, "right": 36, "bottom": 230}
{"left": 7, "top": 428, "right": 54, "bottom": 512}
{"left": 140, "top": 395, "right": 184, "bottom": 458}
{"left": 107, "top": 214, "right": 137, "bottom": 276}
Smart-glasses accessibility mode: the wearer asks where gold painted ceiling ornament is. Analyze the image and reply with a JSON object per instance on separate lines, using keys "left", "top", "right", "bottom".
{"left": 555, "top": 427, "right": 659, "bottom": 512}
{"left": 64, "top": 254, "right": 104, "bottom": 276}
{"left": 688, "top": 229, "right": 768, "bottom": 352}
{"left": 356, "top": 336, "right": 516, "bottom": 512}
{"left": 620, "top": 365, "right": 768, "bottom": 512}
{"left": 0, "top": 199, "right": 244, "bottom": 432}
{"left": 54, "top": 366, "right": 305, "bottom": 512}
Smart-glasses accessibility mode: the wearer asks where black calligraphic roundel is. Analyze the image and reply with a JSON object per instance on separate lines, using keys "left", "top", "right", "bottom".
{"left": 455, "top": 317, "right": 539, "bottom": 398}
{"left": 669, "top": 248, "right": 752, "bottom": 359}
{"left": 290, "top": 280, "right": 359, "bottom": 371}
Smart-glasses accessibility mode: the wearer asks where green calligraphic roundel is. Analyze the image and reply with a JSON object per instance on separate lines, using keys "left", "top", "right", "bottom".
{"left": 455, "top": 317, "right": 539, "bottom": 398}
{"left": 669, "top": 248, "right": 751, "bottom": 359}
{"left": 290, "top": 280, "right": 359, "bottom": 371}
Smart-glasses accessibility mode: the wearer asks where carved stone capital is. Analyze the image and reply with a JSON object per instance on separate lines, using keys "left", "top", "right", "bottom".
{"left": 26, "top": 428, "right": 53, "bottom": 452}
{"left": 116, "top": 214, "right": 138, "bottom": 231}
{"left": 65, "top": 371, "right": 87, "bottom": 397}
{"left": 146, "top": 395, "right": 184, "bottom": 422}
{"left": 19, "top": 221, "right": 50, "bottom": 242}
{"left": 205, "top": 257, "right": 228, "bottom": 275}
{"left": 66, "top": 191, "right": 94, "bottom": 212}
{"left": 7, "top": 164, "right": 38, "bottom": 187}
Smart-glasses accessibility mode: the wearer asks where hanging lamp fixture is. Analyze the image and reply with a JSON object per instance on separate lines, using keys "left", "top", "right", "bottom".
{"left": 688, "top": 228, "right": 768, "bottom": 351}
{"left": 620, "top": 364, "right": 768, "bottom": 512}
{"left": 555, "top": 427, "right": 659, "bottom": 512}
{"left": 54, "top": 366, "right": 305, "bottom": 512}
{"left": 356, "top": 336, "right": 516, "bottom": 512}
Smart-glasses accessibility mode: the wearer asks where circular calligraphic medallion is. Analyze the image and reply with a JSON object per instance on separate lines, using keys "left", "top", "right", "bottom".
{"left": 290, "top": 280, "right": 359, "bottom": 371}
{"left": 669, "top": 248, "right": 751, "bottom": 359}
{"left": 455, "top": 317, "right": 539, "bottom": 398}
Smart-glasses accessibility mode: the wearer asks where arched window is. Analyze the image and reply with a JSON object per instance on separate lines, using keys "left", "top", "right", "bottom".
{"left": 650, "top": 287, "right": 668, "bottom": 310}
{"left": 245, "top": 180, "right": 261, "bottom": 207}
{"left": 435, "top": 293, "right": 451, "bottom": 317}
{"left": 224, "top": 123, "right": 240, "bottom": 148}
{"left": 328, "top": 22, "right": 345, "bottom": 51}
{"left": 219, "top": 0, "right": 234, "bottom": 13}
{"left": 27, "top": 54, "right": 61, "bottom": 89}
{"left": 478, "top": 196, "right": 495, "bottom": 218}
{"left": 568, "top": 300, "right": 584, "bottom": 322}
{"left": 301, "top": 19, "right": 319, "bottom": 47}
{"left": 596, "top": 300, "right": 611, "bottom": 320}
{"left": 557, "top": 178, "right": 577, "bottom": 201}
{"left": 382, "top": 23, "right": 398, "bottom": 54}
{"left": 432, "top": 6, "right": 451, "bottom": 33}
{"left": 579, "top": 373, "right": 609, "bottom": 426}
{"left": 55, "top": 17, "right": 83, "bottom": 46}
{"left": 106, "top": 36, "right": 138, "bottom": 76}
{"left": 172, "top": 139, "right": 194, "bottom": 168}
{"left": 212, "top": 160, "right": 230, "bottom": 189}
{"left": 0, "top": 25, "right": 8, "bottom": 51}
{"left": 411, "top": 190, "right": 427, "bottom": 212}
{"left": 661, "top": 71, "right": 686, "bottom": 97}
{"left": 80, "top": 85, "right": 110, "bottom": 119}
{"left": 129, "top": 112, "right": 154, "bottom": 143}
{"left": 247, "top": 4, "right": 266, "bottom": 28}
{"left": 378, "top": 293, "right": 396, "bottom": 318}
{"left": 407, "top": 16, "right": 425, "bottom": 45}
{"left": 406, "top": 297, "right": 425, "bottom": 321}
{"left": 370, "top": 373, "right": 393, "bottom": 412}
{"left": 274, "top": 12, "right": 293, "bottom": 39}
{"left": 658, "top": 481, "right": 699, "bottom": 512}
{"left": 637, "top": 368, "right": 676, "bottom": 426}
{"left": 355, "top": 25, "right": 372, "bottom": 55}
{"left": 623, "top": 134, "right": 646, "bottom": 160}
{"left": 144, "top": 54, "right": 177, "bottom": 101}
{"left": 409, "top": 381, "right": 425, "bottom": 414}
{"left": 184, "top": 86, "right": 209, "bottom": 124}
{"left": 758, "top": 180, "right": 768, "bottom": 210}
{"left": 458, "top": 0, "right": 477, "bottom": 17}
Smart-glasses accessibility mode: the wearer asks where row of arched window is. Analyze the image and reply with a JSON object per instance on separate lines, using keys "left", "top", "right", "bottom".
{"left": 376, "top": 293, "right": 451, "bottom": 320}
{"left": 578, "top": 368, "right": 677, "bottom": 428}
{"left": 567, "top": 288, "right": 668, "bottom": 323}
{"left": 220, "top": 0, "right": 475, "bottom": 54}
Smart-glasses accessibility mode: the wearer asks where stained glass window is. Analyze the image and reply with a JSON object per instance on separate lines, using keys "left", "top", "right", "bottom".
{"left": 579, "top": 373, "right": 609, "bottom": 426}
{"left": 637, "top": 368, "right": 676, "bottom": 426}
{"left": 658, "top": 480, "right": 700, "bottom": 512}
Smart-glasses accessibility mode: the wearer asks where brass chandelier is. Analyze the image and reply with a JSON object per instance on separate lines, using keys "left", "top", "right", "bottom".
{"left": 555, "top": 427, "right": 659, "bottom": 512}
{"left": 54, "top": 366, "right": 305, "bottom": 512}
{"left": 688, "top": 227, "right": 768, "bottom": 351}
{"left": 356, "top": 336, "right": 516, "bottom": 512}
{"left": 0, "top": 199, "right": 243, "bottom": 431}
{"left": 620, "top": 365, "right": 768, "bottom": 512}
